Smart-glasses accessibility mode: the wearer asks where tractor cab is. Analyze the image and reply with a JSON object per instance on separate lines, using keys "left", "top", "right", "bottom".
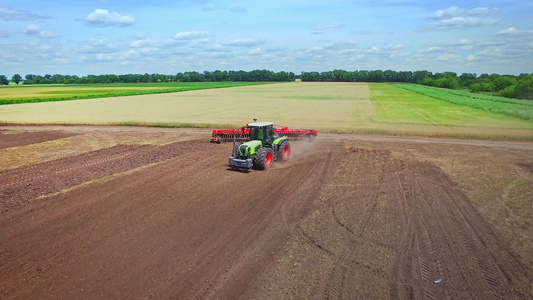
{"left": 248, "top": 121, "right": 274, "bottom": 145}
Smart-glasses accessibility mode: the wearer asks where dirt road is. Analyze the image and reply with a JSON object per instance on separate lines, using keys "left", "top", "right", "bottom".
{"left": 1, "top": 126, "right": 532, "bottom": 299}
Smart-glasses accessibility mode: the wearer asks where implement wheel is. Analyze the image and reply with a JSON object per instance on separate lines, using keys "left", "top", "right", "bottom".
{"left": 253, "top": 147, "right": 273, "bottom": 170}
{"left": 277, "top": 140, "right": 291, "bottom": 161}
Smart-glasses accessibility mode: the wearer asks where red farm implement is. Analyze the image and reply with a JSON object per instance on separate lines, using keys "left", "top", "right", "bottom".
{"left": 211, "top": 122, "right": 317, "bottom": 143}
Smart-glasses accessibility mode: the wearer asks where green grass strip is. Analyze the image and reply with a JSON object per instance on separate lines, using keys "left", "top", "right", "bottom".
{"left": 391, "top": 83, "right": 533, "bottom": 121}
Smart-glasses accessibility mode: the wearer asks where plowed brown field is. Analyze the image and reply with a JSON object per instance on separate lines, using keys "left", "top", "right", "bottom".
{"left": 1, "top": 126, "right": 532, "bottom": 299}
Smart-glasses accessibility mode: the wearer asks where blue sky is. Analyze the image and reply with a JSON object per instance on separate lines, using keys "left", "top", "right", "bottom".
{"left": 1, "top": 0, "right": 532, "bottom": 77}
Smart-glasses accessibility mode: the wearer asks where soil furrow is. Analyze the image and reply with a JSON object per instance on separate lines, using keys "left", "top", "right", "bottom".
{"left": 1, "top": 127, "right": 532, "bottom": 299}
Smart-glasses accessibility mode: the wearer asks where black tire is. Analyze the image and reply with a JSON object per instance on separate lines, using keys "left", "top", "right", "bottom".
{"left": 253, "top": 147, "right": 273, "bottom": 170}
{"left": 277, "top": 140, "right": 291, "bottom": 161}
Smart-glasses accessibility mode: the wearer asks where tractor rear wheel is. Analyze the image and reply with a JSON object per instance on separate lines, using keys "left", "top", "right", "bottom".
{"left": 253, "top": 147, "right": 273, "bottom": 170}
{"left": 277, "top": 140, "right": 291, "bottom": 161}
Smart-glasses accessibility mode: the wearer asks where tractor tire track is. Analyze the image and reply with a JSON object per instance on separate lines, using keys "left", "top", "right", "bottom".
{"left": 388, "top": 161, "right": 533, "bottom": 299}
{"left": 265, "top": 144, "right": 533, "bottom": 299}
{"left": 323, "top": 148, "right": 389, "bottom": 299}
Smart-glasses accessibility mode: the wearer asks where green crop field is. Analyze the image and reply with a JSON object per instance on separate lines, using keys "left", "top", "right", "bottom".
{"left": 369, "top": 83, "right": 533, "bottom": 139}
{"left": 370, "top": 83, "right": 532, "bottom": 127}
{"left": 0, "top": 82, "right": 269, "bottom": 105}
{"left": 0, "top": 82, "right": 532, "bottom": 140}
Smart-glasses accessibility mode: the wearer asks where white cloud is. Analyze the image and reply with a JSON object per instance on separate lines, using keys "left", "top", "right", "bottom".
{"left": 124, "top": 50, "right": 141, "bottom": 59}
{"left": 249, "top": 48, "right": 262, "bottom": 55}
{"left": 23, "top": 24, "right": 57, "bottom": 39}
{"left": 130, "top": 39, "right": 157, "bottom": 48}
{"left": 2, "top": 1, "right": 531, "bottom": 76}
{"left": 84, "top": 9, "right": 135, "bottom": 27}
{"left": 312, "top": 23, "right": 345, "bottom": 35}
{"left": 431, "top": 6, "right": 499, "bottom": 19}
{"left": 77, "top": 38, "right": 120, "bottom": 54}
{"left": 174, "top": 31, "right": 210, "bottom": 40}
{"left": 223, "top": 39, "right": 266, "bottom": 47}
{"left": 497, "top": 27, "right": 520, "bottom": 35}
{"left": 421, "top": 46, "right": 442, "bottom": 53}
{"left": 207, "top": 44, "right": 233, "bottom": 53}
{"left": 437, "top": 54, "right": 461, "bottom": 61}
{"left": 438, "top": 17, "right": 499, "bottom": 28}
{"left": 493, "top": 27, "right": 533, "bottom": 60}
{"left": 97, "top": 53, "right": 114, "bottom": 61}
{"left": 323, "top": 41, "right": 357, "bottom": 50}
{"left": 496, "top": 27, "right": 533, "bottom": 37}
{"left": 469, "top": 7, "right": 500, "bottom": 16}
{"left": 0, "top": 6, "right": 51, "bottom": 21}
{"left": 383, "top": 44, "right": 403, "bottom": 50}
{"left": 430, "top": 6, "right": 500, "bottom": 29}
{"left": 430, "top": 7, "right": 456, "bottom": 20}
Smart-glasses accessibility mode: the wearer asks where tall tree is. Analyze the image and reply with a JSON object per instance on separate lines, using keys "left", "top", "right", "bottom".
{"left": 25, "top": 74, "right": 37, "bottom": 84}
{"left": 514, "top": 75, "right": 533, "bottom": 100}
{"left": 412, "top": 70, "right": 432, "bottom": 83}
{"left": 459, "top": 73, "right": 477, "bottom": 87}
{"left": 12, "top": 74, "right": 22, "bottom": 84}
{"left": 493, "top": 76, "right": 517, "bottom": 91}
{"left": 0, "top": 75, "right": 8, "bottom": 85}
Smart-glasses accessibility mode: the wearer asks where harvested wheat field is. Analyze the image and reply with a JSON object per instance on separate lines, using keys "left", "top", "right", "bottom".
{"left": 2, "top": 82, "right": 532, "bottom": 140}
{"left": 1, "top": 125, "right": 532, "bottom": 299}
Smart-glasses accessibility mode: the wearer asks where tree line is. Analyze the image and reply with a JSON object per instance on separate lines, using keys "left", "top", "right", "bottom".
{"left": 300, "top": 70, "right": 532, "bottom": 100}
{"left": 0, "top": 70, "right": 295, "bottom": 85}
{"left": 2, "top": 69, "right": 531, "bottom": 100}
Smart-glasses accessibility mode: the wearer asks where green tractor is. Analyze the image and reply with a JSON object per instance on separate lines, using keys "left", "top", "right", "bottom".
{"left": 229, "top": 121, "right": 291, "bottom": 170}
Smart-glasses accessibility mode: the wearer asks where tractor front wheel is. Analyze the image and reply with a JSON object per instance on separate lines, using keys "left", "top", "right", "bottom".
{"left": 253, "top": 147, "right": 273, "bottom": 170}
